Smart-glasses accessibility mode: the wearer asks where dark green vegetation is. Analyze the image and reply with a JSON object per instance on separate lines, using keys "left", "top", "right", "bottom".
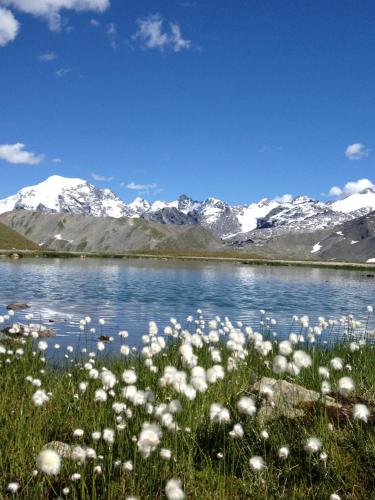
{"left": 0, "top": 339, "right": 374, "bottom": 499}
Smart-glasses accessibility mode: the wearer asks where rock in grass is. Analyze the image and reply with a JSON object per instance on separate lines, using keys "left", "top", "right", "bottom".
{"left": 249, "top": 377, "right": 341, "bottom": 424}
{"left": 43, "top": 442, "right": 73, "bottom": 459}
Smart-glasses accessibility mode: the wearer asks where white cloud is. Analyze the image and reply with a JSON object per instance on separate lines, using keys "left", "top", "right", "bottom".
{"left": 106, "top": 22, "right": 117, "bottom": 49}
{"left": 328, "top": 186, "right": 343, "bottom": 197}
{"left": 52, "top": 157, "right": 62, "bottom": 163}
{"left": 0, "top": 143, "right": 44, "bottom": 165}
{"left": 0, "top": 7, "right": 19, "bottom": 47}
{"left": 170, "top": 22, "right": 191, "bottom": 52}
{"left": 329, "top": 178, "right": 374, "bottom": 197}
{"left": 133, "top": 14, "right": 191, "bottom": 52}
{"left": 90, "top": 18, "right": 100, "bottom": 26}
{"left": 126, "top": 181, "right": 157, "bottom": 190}
{"left": 55, "top": 67, "right": 70, "bottom": 77}
{"left": 38, "top": 51, "right": 56, "bottom": 61}
{"left": 91, "top": 172, "right": 113, "bottom": 181}
{"left": 0, "top": 0, "right": 110, "bottom": 31}
{"left": 275, "top": 194, "right": 293, "bottom": 203}
{"left": 344, "top": 143, "right": 370, "bottom": 160}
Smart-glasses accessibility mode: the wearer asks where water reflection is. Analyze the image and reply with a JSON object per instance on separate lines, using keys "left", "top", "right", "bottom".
{"left": 0, "top": 258, "right": 374, "bottom": 351}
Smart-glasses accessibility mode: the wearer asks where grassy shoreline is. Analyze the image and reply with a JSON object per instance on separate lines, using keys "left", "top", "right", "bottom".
{"left": 1, "top": 248, "right": 375, "bottom": 272}
{"left": 1, "top": 332, "right": 374, "bottom": 499}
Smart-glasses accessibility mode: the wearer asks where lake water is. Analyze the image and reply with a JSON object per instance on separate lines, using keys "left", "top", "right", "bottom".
{"left": 0, "top": 258, "right": 374, "bottom": 352}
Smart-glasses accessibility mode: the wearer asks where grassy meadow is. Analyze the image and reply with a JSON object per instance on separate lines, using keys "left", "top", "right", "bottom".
{"left": 0, "top": 311, "right": 374, "bottom": 499}
{"left": 0, "top": 222, "right": 38, "bottom": 251}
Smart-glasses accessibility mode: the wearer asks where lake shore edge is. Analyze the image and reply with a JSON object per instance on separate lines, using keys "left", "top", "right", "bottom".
{"left": 1, "top": 248, "right": 375, "bottom": 272}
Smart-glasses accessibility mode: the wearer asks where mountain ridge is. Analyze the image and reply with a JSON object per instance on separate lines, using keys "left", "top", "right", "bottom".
{"left": 2, "top": 175, "right": 375, "bottom": 244}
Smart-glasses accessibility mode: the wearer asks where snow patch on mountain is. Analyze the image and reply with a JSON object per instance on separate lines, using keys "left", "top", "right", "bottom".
{"left": 311, "top": 242, "right": 322, "bottom": 254}
{"left": 236, "top": 199, "right": 279, "bottom": 233}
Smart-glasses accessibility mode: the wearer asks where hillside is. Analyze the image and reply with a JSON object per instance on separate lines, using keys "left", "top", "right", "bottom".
{"left": 0, "top": 210, "right": 222, "bottom": 253}
{"left": 0, "top": 220, "right": 38, "bottom": 251}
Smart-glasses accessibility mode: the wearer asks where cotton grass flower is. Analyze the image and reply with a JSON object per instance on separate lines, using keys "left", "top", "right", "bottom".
{"left": 102, "top": 428, "right": 115, "bottom": 444}
{"left": 32, "top": 389, "right": 50, "bottom": 407}
{"left": 321, "top": 381, "right": 331, "bottom": 394}
{"left": 100, "top": 370, "right": 117, "bottom": 389}
{"left": 36, "top": 449, "right": 61, "bottom": 475}
{"left": 260, "top": 430, "right": 269, "bottom": 440}
{"left": 237, "top": 396, "right": 256, "bottom": 416}
{"left": 229, "top": 423, "right": 244, "bottom": 439}
{"left": 37, "top": 340, "right": 48, "bottom": 351}
{"left": 272, "top": 355, "right": 288, "bottom": 374}
{"left": 318, "top": 367, "right": 330, "bottom": 379}
{"left": 279, "top": 340, "right": 293, "bottom": 356}
{"left": 94, "top": 388, "right": 107, "bottom": 403}
{"left": 330, "top": 357, "right": 343, "bottom": 370}
{"left": 304, "top": 437, "right": 322, "bottom": 454}
{"left": 278, "top": 446, "right": 289, "bottom": 459}
{"left": 349, "top": 342, "right": 360, "bottom": 353}
{"left": 137, "top": 422, "right": 162, "bottom": 458}
{"left": 353, "top": 404, "right": 370, "bottom": 423}
{"left": 160, "top": 448, "right": 172, "bottom": 460}
{"left": 249, "top": 456, "right": 266, "bottom": 471}
{"left": 165, "top": 479, "right": 185, "bottom": 500}
{"left": 209, "top": 403, "right": 231, "bottom": 424}
{"left": 122, "top": 369, "right": 137, "bottom": 384}
{"left": 73, "top": 428, "right": 84, "bottom": 438}
{"left": 94, "top": 465, "right": 102, "bottom": 475}
{"left": 71, "top": 446, "right": 87, "bottom": 464}
{"left": 337, "top": 377, "right": 355, "bottom": 397}
{"left": 7, "top": 482, "right": 20, "bottom": 493}
{"left": 330, "top": 495, "right": 341, "bottom": 500}
{"left": 123, "top": 460, "right": 133, "bottom": 471}
{"left": 292, "top": 350, "right": 312, "bottom": 369}
{"left": 206, "top": 365, "right": 225, "bottom": 384}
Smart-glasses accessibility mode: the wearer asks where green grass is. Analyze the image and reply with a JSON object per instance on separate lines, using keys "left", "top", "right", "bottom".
{"left": 0, "top": 222, "right": 38, "bottom": 251}
{"left": 0, "top": 335, "right": 374, "bottom": 499}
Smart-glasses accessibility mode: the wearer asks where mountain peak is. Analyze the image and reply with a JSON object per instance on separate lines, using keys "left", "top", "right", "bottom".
{"left": 359, "top": 187, "right": 375, "bottom": 195}
{"left": 331, "top": 188, "right": 375, "bottom": 214}
{"left": 0, "top": 174, "right": 130, "bottom": 218}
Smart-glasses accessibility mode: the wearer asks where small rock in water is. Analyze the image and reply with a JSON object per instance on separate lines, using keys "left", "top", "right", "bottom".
{"left": 2, "top": 323, "right": 55, "bottom": 339}
{"left": 7, "top": 303, "right": 30, "bottom": 311}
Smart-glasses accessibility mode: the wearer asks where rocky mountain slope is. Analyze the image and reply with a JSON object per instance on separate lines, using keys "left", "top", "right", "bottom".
{"left": 307, "top": 211, "right": 375, "bottom": 262}
{"left": 0, "top": 210, "right": 222, "bottom": 253}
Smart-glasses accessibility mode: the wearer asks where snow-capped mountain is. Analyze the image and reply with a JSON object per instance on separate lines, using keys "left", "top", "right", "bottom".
{"left": 0, "top": 175, "right": 134, "bottom": 218}
{"left": 330, "top": 188, "right": 375, "bottom": 214}
{"left": 127, "top": 197, "right": 151, "bottom": 216}
{"left": 1, "top": 176, "right": 375, "bottom": 243}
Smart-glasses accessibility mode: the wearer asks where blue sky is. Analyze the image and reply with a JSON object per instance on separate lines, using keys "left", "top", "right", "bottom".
{"left": 0, "top": 0, "right": 374, "bottom": 204}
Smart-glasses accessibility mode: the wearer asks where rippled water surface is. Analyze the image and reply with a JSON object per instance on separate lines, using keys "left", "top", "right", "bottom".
{"left": 0, "top": 258, "right": 374, "bottom": 350}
